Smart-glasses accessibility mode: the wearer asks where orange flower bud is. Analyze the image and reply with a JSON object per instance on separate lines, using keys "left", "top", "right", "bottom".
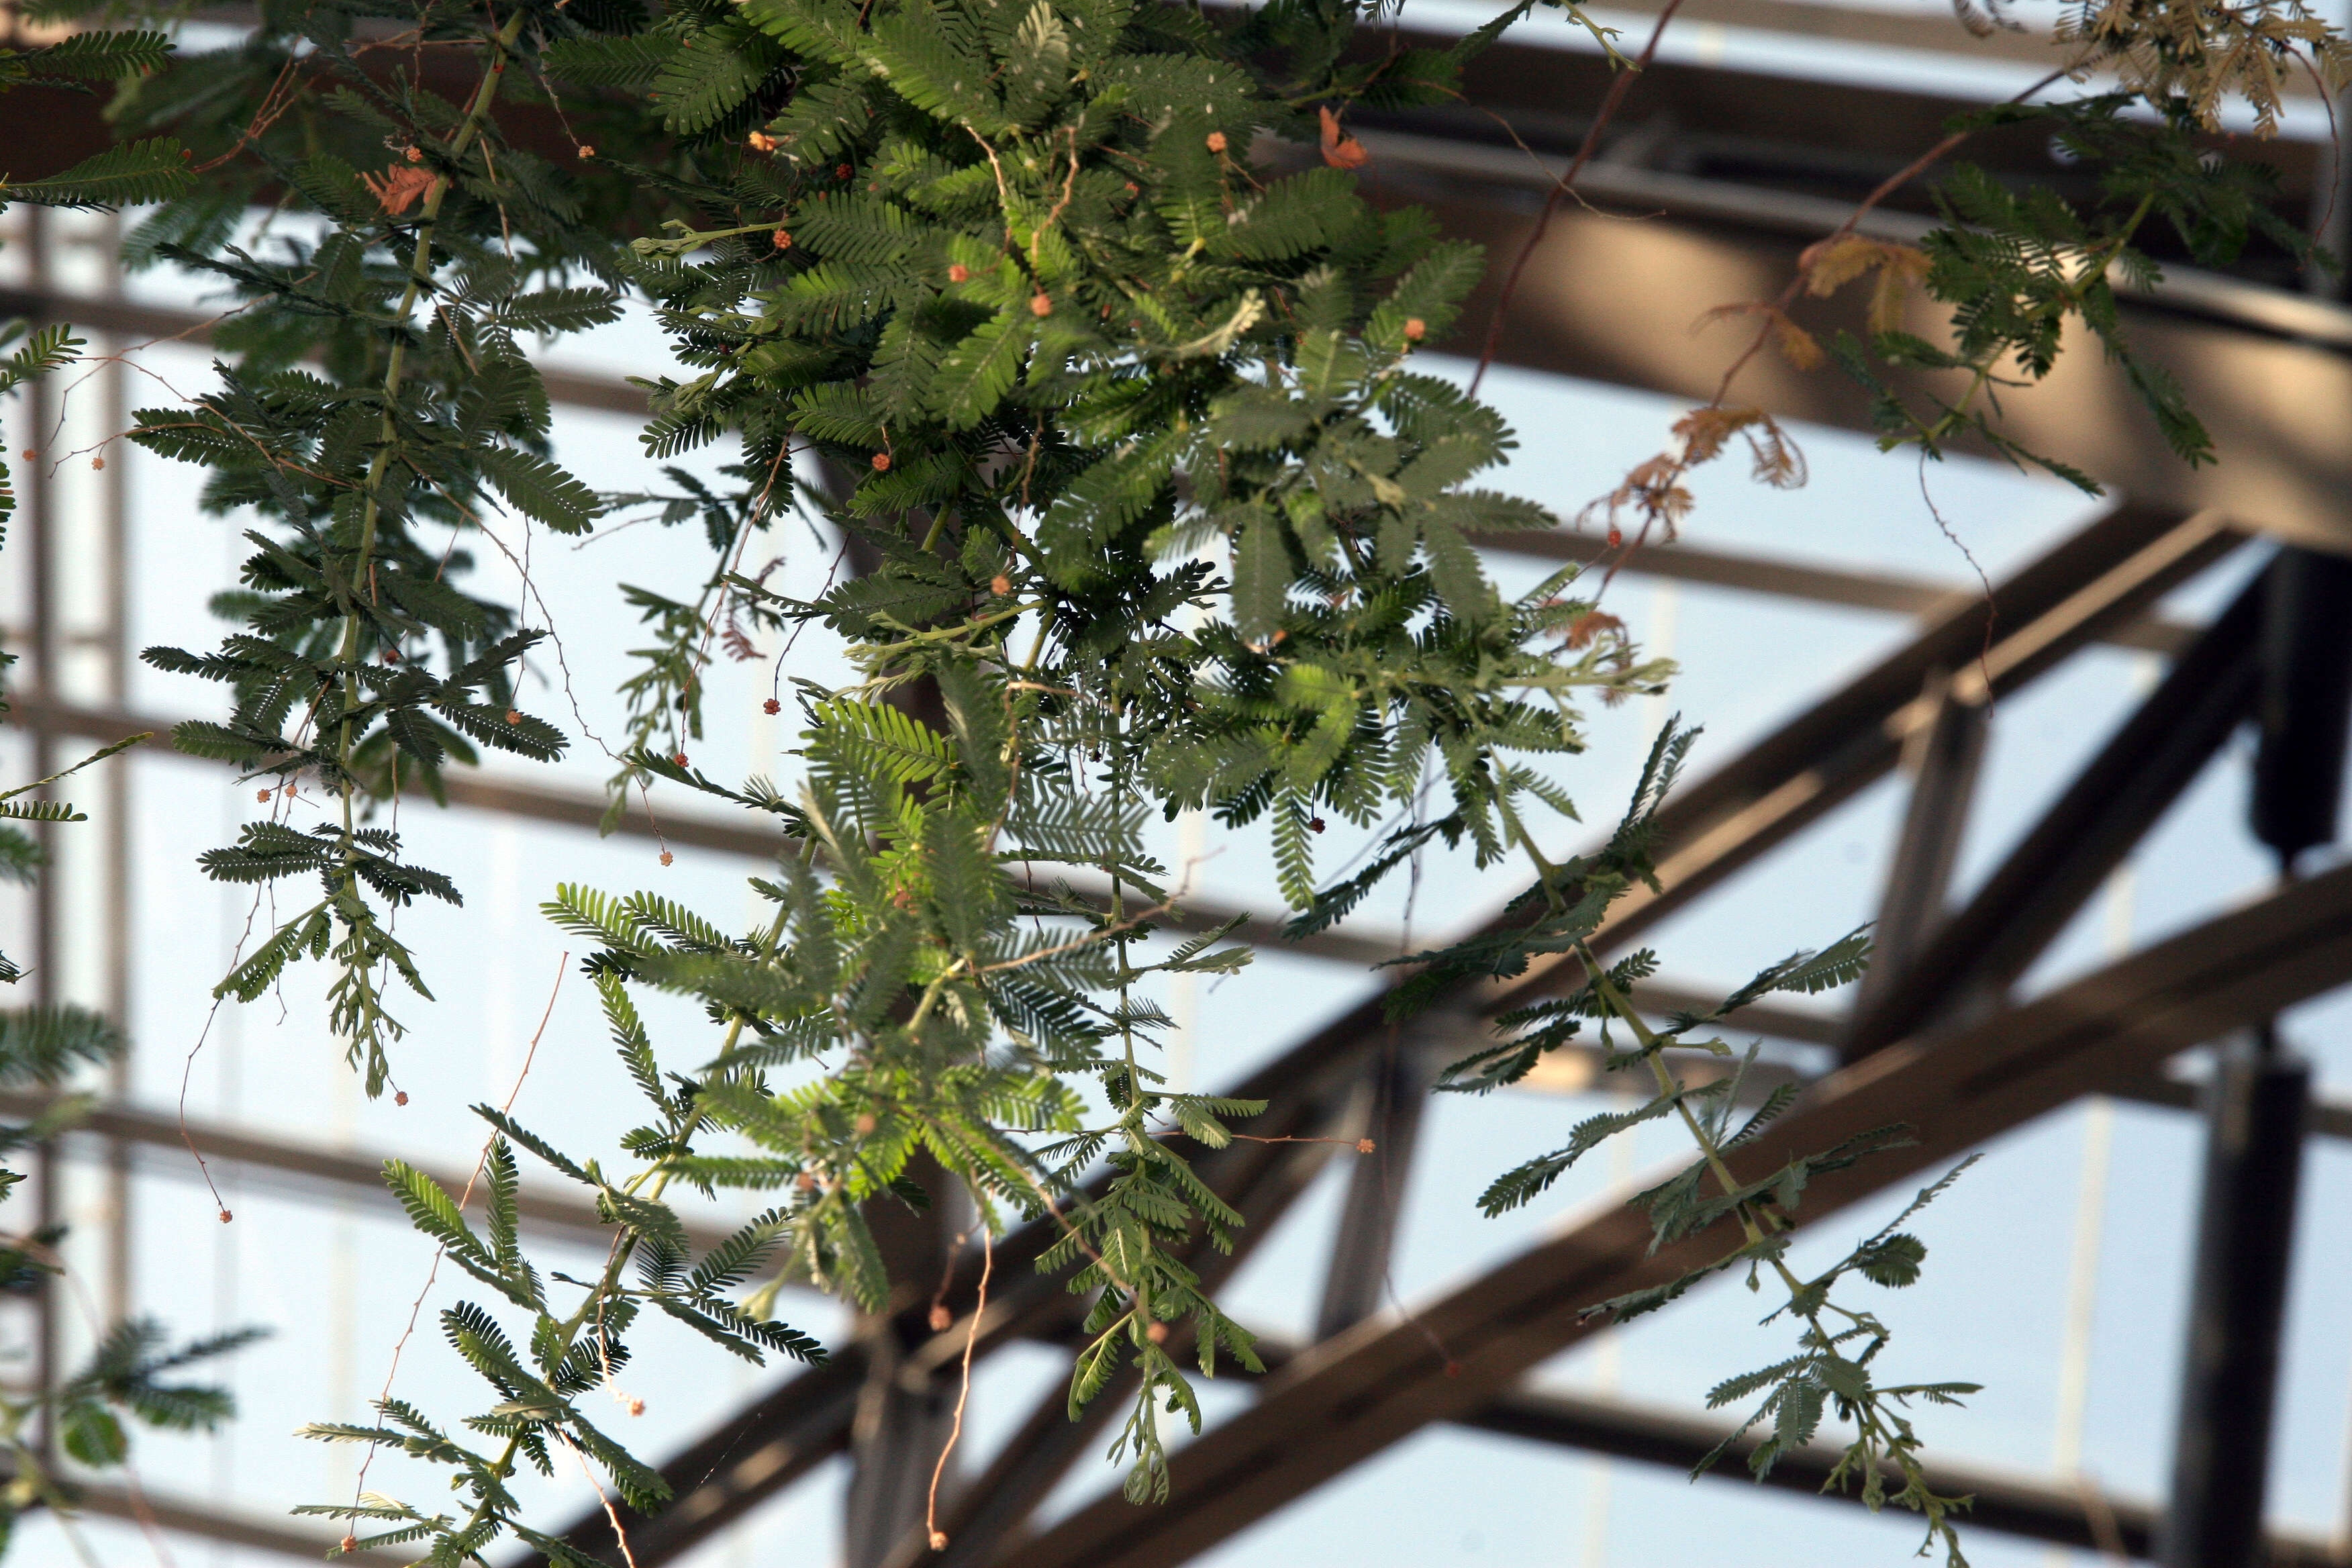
{"left": 1030, "top": 293, "right": 1052, "bottom": 317}
{"left": 1206, "top": 130, "right": 1228, "bottom": 153}
{"left": 1403, "top": 317, "right": 1426, "bottom": 342}
{"left": 872, "top": 452, "right": 892, "bottom": 471}
{"left": 948, "top": 263, "right": 969, "bottom": 283}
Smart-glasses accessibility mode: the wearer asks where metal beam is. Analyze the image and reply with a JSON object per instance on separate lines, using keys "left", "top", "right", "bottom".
{"left": 1841, "top": 562, "right": 2267, "bottom": 1059}
{"left": 1007, "top": 857, "right": 2352, "bottom": 1568}
{"left": 1487, "top": 504, "right": 2241, "bottom": 1016}
{"left": 551, "top": 1354, "right": 867, "bottom": 1568}
{"left": 1363, "top": 142, "right": 2352, "bottom": 554}
{"left": 1315, "top": 1033, "right": 1439, "bottom": 1340}
{"left": 0, "top": 1091, "right": 735, "bottom": 1253}
{"left": 71, "top": 1483, "right": 409, "bottom": 1568}
{"left": 1485, "top": 530, "right": 2192, "bottom": 656}
{"left": 1452, "top": 1387, "right": 2335, "bottom": 1567}
{"left": 1848, "top": 669, "right": 1989, "bottom": 1024}
{"left": 561, "top": 502, "right": 2241, "bottom": 1567}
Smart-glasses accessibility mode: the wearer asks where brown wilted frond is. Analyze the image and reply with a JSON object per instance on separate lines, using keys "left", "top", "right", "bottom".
{"left": 1579, "top": 452, "right": 1694, "bottom": 543}
{"left": 1564, "top": 609, "right": 1626, "bottom": 649}
{"left": 1802, "top": 236, "right": 1932, "bottom": 334}
{"left": 1318, "top": 105, "right": 1370, "bottom": 169}
{"left": 1695, "top": 301, "right": 1826, "bottom": 371}
{"left": 361, "top": 164, "right": 437, "bottom": 215}
{"left": 1670, "top": 406, "right": 1808, "bottom": 489}
{"left": 2060, "top": 0, "right": 2352, "bottom": 132}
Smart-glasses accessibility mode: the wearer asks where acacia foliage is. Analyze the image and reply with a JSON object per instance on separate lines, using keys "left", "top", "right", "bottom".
{"left": 53, "top": 0, "right": 2350, "bottom": 1555}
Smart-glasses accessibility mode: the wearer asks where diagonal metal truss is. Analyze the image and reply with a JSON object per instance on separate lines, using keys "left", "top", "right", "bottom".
{"left": 479, "top": 499, "right": 2351, "bottom": 1568}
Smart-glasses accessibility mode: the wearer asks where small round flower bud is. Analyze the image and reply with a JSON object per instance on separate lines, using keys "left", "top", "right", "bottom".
{"left": 948, "top": 263, "right": 969, "bottom": 283}
{"left": 1030, "top": 293, "right": 1052, "bottom": 317}
{"left": 1146, "top": 1321, "right": 1169, "bottom": 1344}
{"left": 626, "top": 1398, "right": 645, "bottom": 1416}
{"left": 19, "top": 450, "right": 33, "bottom": 460}
{"left": 505, "top": 708, "right": 522, "bottom": 726}
{"left": 990, "top": 574, "right": 1012, "bottom": 597}
{"left": 1607, "top": 526, "right": 1623, "bottom": 549}
{"left": 1206, "top": 131, "right": 1228, "bottom": 153}
{"left": 658, "top": 850, "right": 675, "bottom": 867}
{"left": 929, "top": 1304, "right": 953, "bottom": 1332}
{"left": 929, "top": 1532, "right": 949, "bottom": 1551}
{"left": 219, "top": 1209, "right": 234, "bottom": 1224}
{"left": 577, "top": 145, "right": 596, "bottom": 158}
{"left": 258, "top": 789, "right": 273, "bottom": 802}
{"left": 836, "top": 162, "right": 852, "bottom": 179}
{"left": 674, "top": 752, "right": 689, "bottom": 766}
{"left": 1308, "top": 816, "right": 1326, "bottom": 833}
{"left": 872, "top": 452, "right": 892, "bottom": 471}
{"left": 396, "top": 1091, "right": 410, "bottom": 1106}
{"left": 1356, "top": 1138, "right": 1376, "bottom": 1154}
{"left": 747, "top": 132, "right": 779, "bottom": 152}
{"left": 91, "top": 456, "right": 104, "bottom": 471}
{"left": 1403, "top": 317, "right": 1426, "bottom": 342}
{"left": 854, "top": 1113, "right": 877, "bottom": 1134}
{"left": 404, "top": 145, "right": 423, "bottom": 162}
{"left": 763, "top": 697, "right": 781, "bottom": 715}
{"left": 795, "top": 1169, "right": 818, "bottom": 1191}
{"left": 341, "top": 1536, "right": 358, "bottom": 1555}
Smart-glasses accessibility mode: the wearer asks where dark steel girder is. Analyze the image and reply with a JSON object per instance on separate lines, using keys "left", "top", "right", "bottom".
{"left": 1841, "top": 560, "right": 2269, "bottom": 1059}
{"left": 513, "top": 503, "right": 2242, "bottom": 1564}
{"left": 1009, "top": 857, "right": 2352, "bottom": 1568}
{"left": 1485, "top": 503, "right": 2241, "bottom": 1014}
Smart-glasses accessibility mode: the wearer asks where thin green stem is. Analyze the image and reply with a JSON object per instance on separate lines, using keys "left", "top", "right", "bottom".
{"left": 333, "top": 5, "right": 532, "bottom": 836}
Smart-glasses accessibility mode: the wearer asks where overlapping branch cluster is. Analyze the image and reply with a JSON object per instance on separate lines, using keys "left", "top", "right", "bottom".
{"left": 15, "top": 0, "right": 2345, "bottom": 1554}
